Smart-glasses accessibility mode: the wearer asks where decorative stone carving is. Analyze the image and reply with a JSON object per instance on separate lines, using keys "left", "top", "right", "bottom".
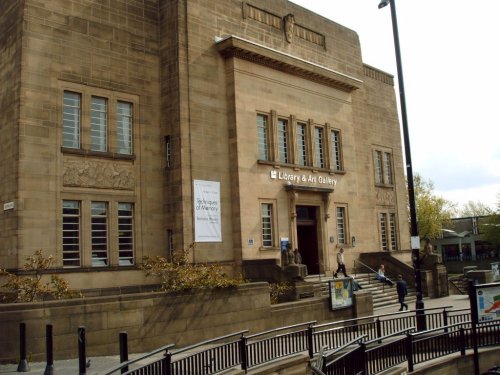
{"left": 284, "top": 13, "right": 295, "bottom": 43}
{"left": 63, "top": 159, "right": 135, "bottom": 190}
{"left": 375, "top": 188, "right": 395, "bottom": 205}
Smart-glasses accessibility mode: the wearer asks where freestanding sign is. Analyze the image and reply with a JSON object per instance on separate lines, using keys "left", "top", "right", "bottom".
{"left": 328, "top": 278, "right": 353, "bottom": 310}
{"left": 469, "top": 281, "right": 500, "bottom": 375}
{"left": 193, "top": 180, "right": 221, "bottom": 242}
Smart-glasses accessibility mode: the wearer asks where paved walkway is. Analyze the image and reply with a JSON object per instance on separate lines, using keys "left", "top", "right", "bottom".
{"left": 0, "top": 294, "right": 473, "bottom": 375}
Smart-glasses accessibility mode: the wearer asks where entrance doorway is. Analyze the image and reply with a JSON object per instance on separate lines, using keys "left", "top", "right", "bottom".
{"left": 296, "top": 205, "right": 320, "bottom": 275}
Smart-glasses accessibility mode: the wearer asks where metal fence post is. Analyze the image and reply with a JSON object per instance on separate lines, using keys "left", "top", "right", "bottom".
{"left": 307, "top": 324, "right": 315, "bottom": 358}
{"left": 163, "top": 348, "right": 172, "bottom": 375}
{"left": 78, "top": 326, "right": 87, "bottom": 375}
{"left": 44, "top": 324, "right": 54, "bottom": 375}
{"left": 376, "top": 317, "right": 382, "bottom": 343}
{"left": 119, "top": 332, "right": 128, "bottom": 374}
{"left": 459, "top": 328, "right": 466, "bottom": 356}
{"left": 239, "top": 334, "right": 248, "bottom": 373}
{"left": 359, "top": 341, "right": 368, "bottom": 375}
{"left": 17, "top": 322, "right": 30, "bottom": 372}
{"left": 443, "top": 309, "right": 449, "bottom": 333}
{"left": 406, "top": 333, "right": 414, "bottom": 373}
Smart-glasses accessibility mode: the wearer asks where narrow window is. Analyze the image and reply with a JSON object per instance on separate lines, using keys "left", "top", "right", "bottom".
{"left": 62, "top": 200, "right": 81, "bottom": 267}
{"left": 331, "top": 130, "right": 342, "bottom": 171}
{"left": 374, "top": 150, "right": 383, "bottom": 184}
{"left": 389, "top": 213, "right": 398, "bottom": 250}
{"left": 296, "top": 122, "right": 307, "bottom": 166}
{"left": 257, "top": 114, "right": 270, "bottom": 161}
{"left": 90, "top": 96, "right": 108, "bottom": 152}
{"left": 336, "top": 207, "right": 346, "bottom": 244}
{"left": 117, "top": 101, "right": 133, "bottom": 154}
{"left": 383, "top": 152, "right": 393, "bottom": 184}
{"left": 379, "top": 213, "right": 388, "bottom": 251}
{"left": 277, "top": 118, "right": 289, "bottom": 163}
{"left": 261, "top": 203, "right": 273, "bottom": 247}
{"left": 118, "top": 203, "right": 134, "bottom": 266}
{"left": 91, "top": 202, "right": 108, "bottom": 267}
{"left": 165, "top": 135, "right": 171, "bottom": 168}
{"left": 314, "top": 127, "right": 324, "bottom": 168}
{"left": 63, "top": 91, "right": 81, "bottom": 148}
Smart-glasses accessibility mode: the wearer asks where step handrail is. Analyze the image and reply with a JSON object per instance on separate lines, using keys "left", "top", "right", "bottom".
{"left": 354, "top": 259, "right": 387, "bottom": 290}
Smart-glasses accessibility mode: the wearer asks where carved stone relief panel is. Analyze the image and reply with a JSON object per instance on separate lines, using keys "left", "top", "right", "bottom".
{"left": 63, "top": 159, "right": 135, "bottom": 190}
{"left": 376, "top": 188, "right": 395, "bottom": 206}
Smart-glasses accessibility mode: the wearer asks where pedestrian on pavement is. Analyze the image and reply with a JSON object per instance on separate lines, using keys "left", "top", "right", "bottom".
{"left": 334, "top": 248, "right": 348, "bottom": 278}
{"left": 396, "top": 274, "right": 408, "bottom": 311}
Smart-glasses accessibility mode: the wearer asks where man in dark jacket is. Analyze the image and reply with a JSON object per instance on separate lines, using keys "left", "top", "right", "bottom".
{"left": 396, "top": 274, "right": 408, "bottom": 311}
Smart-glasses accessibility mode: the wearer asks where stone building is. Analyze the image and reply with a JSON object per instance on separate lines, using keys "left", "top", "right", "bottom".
{"left": 0, "top": 0, "right": 410, "bottom": 290}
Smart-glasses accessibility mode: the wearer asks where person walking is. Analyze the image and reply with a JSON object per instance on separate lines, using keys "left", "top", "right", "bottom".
{"left": 334, "top": 248, "right": 348, "bottom": 278}
{"left": 396, "top": 274, "right": 408, "bottom": 311}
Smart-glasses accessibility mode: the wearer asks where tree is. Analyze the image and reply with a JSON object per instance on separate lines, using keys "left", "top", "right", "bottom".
{"left": 480, "top": 193, "right": 500, "bottom": 245}
{"left": 413, "top": 174, "right": 456, "bottom": 242}
{"left": 458, "top": 200, "right": 494, "bottom": 217}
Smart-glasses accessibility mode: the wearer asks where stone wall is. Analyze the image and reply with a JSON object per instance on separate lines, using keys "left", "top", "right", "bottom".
{"left": 0, "top": 283, "right": 372, "bottom": 363}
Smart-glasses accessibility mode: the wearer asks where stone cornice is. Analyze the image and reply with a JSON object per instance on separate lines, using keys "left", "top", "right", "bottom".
{"left": 215, "top": 35, "right": 362, "bottom": 92}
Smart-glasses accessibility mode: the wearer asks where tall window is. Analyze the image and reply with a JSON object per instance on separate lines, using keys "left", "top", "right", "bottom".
{"left": 117, "top": 101, "right": 133, "bottom": 155}
{"left": 383, "top": 152, "right": 393, "bottom": 185}
{"left": 63, "top": 91, "right": 81, "bottom": 148}
{"left": 331, "top": 130, "right": 342, "bottom": 171}
{"left": 261, "top": 203, "right": 273, "bottom": 247}
{"left": 277, "top": 118, "right": 289, "bottom": 163}
{"left": 374, "top": 149, "right": 394, "bottom": 185}
{"left": 389, "top": 213, "right": 398, "bottom": 250}
{"left": 118, "top": 203, "right": 134, "bottom": 266}
{"left": 374, "top": 150, "right": 384, "bottom": 184}
{"left": 336, "top": 207, "right": 346, "bottom": 244}
{"left": 257, "top": 114, "right": 270, "bottom": 161}
{"left": 62, "top": 200, "right": 81, "bottom": 267}
{"left": 296, "top": 122, "right": 307, "bottom": 166}
{"left": 314, "top": 127, "right": 325, "bottom": 168}
{"left": 379, "top": 213, "right": 388, "bottom": 250}
{"left": 165, "top": 135, "right": 171, "bottom": 168}
{"left": 90, "top": 96, "right": 108, "bottom": 152}
{"left": 91, "top": 202, "right": 108, "bottom": 267}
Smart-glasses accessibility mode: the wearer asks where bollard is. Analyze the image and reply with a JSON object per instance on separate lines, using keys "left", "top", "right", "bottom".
{"left": 119, "top": 332, "right": 129, "bottom": 374}
{"left": 78, "top": 326, "right": 87, "bottom": 375}
{"left": 17, "top": 322, "right": 30, "bottom": 372}
{"left": 44, "top": 324, "right": 54, "bottom": 375}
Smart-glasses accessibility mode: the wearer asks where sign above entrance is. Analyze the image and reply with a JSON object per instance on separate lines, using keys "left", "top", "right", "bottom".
{"left": 270, "top": 170, "right": 337, "bottom": 187}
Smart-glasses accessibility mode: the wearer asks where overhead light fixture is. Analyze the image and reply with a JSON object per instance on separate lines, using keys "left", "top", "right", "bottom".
{"left": 378, "top": 0, "right": 390, "bottom": 9}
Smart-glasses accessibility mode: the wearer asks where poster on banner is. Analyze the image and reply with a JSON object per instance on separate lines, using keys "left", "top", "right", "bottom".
{"left": 193, "top": 180, "right": 221, "bottom": 242}
{"left": 475, "top": 283, "right": 500, "bottom": 323}
{"left": 328, "top": 278, "right": 353, "bottom": 310}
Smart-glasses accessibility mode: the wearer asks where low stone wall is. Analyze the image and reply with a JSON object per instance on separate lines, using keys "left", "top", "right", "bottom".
{"left": 0, "top": 283, "right": 372, "bottom": 363}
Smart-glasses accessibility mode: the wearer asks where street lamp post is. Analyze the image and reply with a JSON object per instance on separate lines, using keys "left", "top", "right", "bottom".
{"left": 378, "top": 0, "right": 426, "bottom": 330}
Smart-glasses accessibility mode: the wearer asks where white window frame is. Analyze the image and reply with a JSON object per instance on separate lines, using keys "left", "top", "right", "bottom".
{"left": 331, "top": 129, "right": 343, "bottom": 171}
{"left": 62, "top": 91, "right": 81, "bottom": 149}
{"left": 90, "top": 96, "right": 108, "bottom": 152}
{"left": 116, "top": 101, "right": 133, "bottom": 155}
{"left": 314, "top": 126, "right": 325, "bottom": 169}
{"left": 91, "top": 201, "right": 108, "bottom": 267}
{"left": 118, "top": 202, "right": 135, "bottom": 266}
{"left": 260, "top": 202, "right": 274, "bottom": 248}
{"left": 62, "top": 200, "right": 81, "bottom": 267}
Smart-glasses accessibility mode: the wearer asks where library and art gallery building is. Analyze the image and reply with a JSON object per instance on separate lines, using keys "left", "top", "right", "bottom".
{"left": 0, "top": 0, "right": 410, "bottom": 290}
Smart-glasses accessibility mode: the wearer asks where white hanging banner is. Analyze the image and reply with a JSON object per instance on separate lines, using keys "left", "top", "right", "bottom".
{"left": 193, "top": 180, "right": 222, "bottom": 242}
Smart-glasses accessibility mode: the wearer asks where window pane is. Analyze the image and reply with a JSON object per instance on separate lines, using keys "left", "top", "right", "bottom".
{"left": 379, "top": 213, "right": 388, "bottom": 251}
{"left": 261, "top": 203, "right": 273, "bottom": 247}
{"left": 257, "top": 114, "right": 269, "bottom": 161}
{"left": 389, "top": 213, "right": 398, "bottom": 250}
{"left": 383, "top": 152, "right": 393, "bottom": 184}
{"left": 63, "top": 91, "right": 81, "bottom": 148}
{"left": 117, "top": 101, "right": 133, "bottom": 154}
{"left": 91, "top": 96, "right": 108, "bottom": 152}
{"left": 297, "top": 123, "right": 307, "bottom": 166}
{"left": 331, "top": 130, "right": 342, "bottom": 171}
{"left": 374, "top": 151, "right": 383, "bottom": 184}
{"left": 118, "top": 203, "right": 134, "bottom": 265}
{"left": 91, "top": 202, "right": 108, "bottom": 267}
{"left": 62, "top": 200, "right": 80, "bottom": 267}
{"left": 336, "top": 207, "right": 346, "bottom": 244}
{"left": 277, "top": 118, "right": 289, "bottom": 163}
{"left": 314, "top": 127, "right": 324, "bottom": 168}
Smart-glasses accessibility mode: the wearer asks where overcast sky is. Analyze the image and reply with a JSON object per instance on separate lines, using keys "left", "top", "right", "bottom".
{"left": 290, "top": 0, "right": 500, "bottom": 211}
